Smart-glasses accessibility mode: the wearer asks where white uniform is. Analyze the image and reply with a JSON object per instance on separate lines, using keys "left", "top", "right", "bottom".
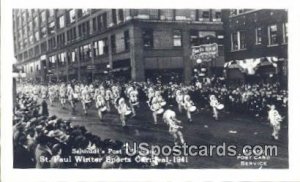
{"left": 268, "top": 108, "right": 282, "bottom": 140}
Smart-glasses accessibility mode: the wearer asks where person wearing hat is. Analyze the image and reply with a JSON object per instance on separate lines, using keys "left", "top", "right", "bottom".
{"left": 268, "top": 105, "right": 283, "bottom": 140}
{"left": 116, "top": 97, "right": 131, "bottom": 127}
{"left": 209, "top": 94, "right": 223, "bottom": 121}
{"left": 59, "top": 83, "right": 67, "bottom": 109}
{"left": 163, "top": 109, "right": 185, "bottom": 145}
{"left": 95, "top": 91, "right": 107, "bottom": 121}
{"left": 183, "top": 94, "right": 197, "bottom": 122}
{"left": 127, "top": 85, "right": 139, "bottom": 117}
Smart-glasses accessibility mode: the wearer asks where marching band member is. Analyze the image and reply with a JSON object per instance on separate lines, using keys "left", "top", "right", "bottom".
{"left": 209, "top": 95, "right": 224, "bottom": 120}
{"left": 67, "top": 84, "right": 76, "bottom": 113}
{"left": 163, "top": 109, "right": 185, "bottom": 145}
{"left": 175, "top": 90, "right": 184, "bottom": 113}
{"left": 59, "top": 84, "right": 67, "bottom": 109}
{"left": 149, "top": 91, "right": 165, "bottom": 125}
{"left": 48, "top": 85, "right": 56, "bottom": 106}
{"left": 183, "top": 94, "right": 197, "bottom": 122}
{"left": 268, "top": 105, "right": 283, "bottom": 140}
{"left": 81, "top": 86, "right": 92, "bottom": 115}
{"left": 105, "top": 87, "right": 113, "bottom": 112}
{"left": 95, "top": 92, "right": 107, "bottom": 121}
{"left": 112, "top": 85, "right": 121, "bottom": 109}
{"left": 116, "top": 97, "right": 131, "bottom": 127}
{"left": 127, "top": 86, "right": 139, "bottom": 117}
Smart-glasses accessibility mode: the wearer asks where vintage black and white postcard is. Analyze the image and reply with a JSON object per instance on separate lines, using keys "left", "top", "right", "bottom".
{"left": 1, "top": 0, "right": 300, "bottom": 181}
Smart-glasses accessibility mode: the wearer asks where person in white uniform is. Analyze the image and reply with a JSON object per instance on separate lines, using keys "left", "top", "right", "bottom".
{"left": 268, "top": 105, "right": 283, "bottom": 140}
{"left": 163, "top": 109, "right": 185, "bottom": 145}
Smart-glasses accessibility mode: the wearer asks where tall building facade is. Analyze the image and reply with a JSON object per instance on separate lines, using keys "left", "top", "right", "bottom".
{"left": 13, "top": 9, "right": 225, "bottom": 83}
{"left": 223, "top": 9, "right": 288, "bottom": 82}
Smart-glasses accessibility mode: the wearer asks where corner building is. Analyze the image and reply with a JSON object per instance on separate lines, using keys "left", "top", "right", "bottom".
{"left": 13, "top": 9, "right": 225, "bottom": 83}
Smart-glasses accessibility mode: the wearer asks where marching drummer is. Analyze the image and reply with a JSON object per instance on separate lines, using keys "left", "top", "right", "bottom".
{"left": 149, "top": 90, "right": 165, "bottom": 125}
{"left": 163, "top": 109, "right": 185, "bottom": 145}
{"left": 48, "top": 85, "right": 56, "bottom": 106}
{"left": 175, "top": 89, "right": 184, "bottom": 113}
{"left": 127, "top": 86, "right": 139, "bottom": 117}
{"left": 105, "top": 87, "right": 113, "bottom": 112}
{"left": 81, "top": 85, "right": 92, "bottom": 115}
{"left": 209, "top": 95, "right": 224, "bottom": 120}
{"left": 67, "top": 84, "right": 76, "bottom": 113}
{"left": 59, "top": 84, "right": 67, "bottom": 109}
{"left": 95, "top": 92, "right": 107, "bottom": 121}
{"left": 183, "top": 94, "right": 197, "bottom": 122}
{"left": 116, "top": 97, "right": 131, "bottom": 127}
{"left": 268, "top": 105, "right": 283, "bottom": 140}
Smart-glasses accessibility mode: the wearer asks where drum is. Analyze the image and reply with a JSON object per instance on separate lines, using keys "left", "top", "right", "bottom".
{"left": 73, "top": 93, "right": 79, "bottom": 99}
{"left": 125, "top": 110, "right": 132, "bottom": 116}
{"left": 189, "top": 106, "right": 197, "bottom": 112}
{"left": 131, "top": 101, "right": 139, "bottom": 106}
{"left": 216, "top": 104, "right": 224, "bottom": 110}
{"left": 100, "top": 106, "right": 107, "bottom": 112}
{"left": 156, "top": 108, "right": 164, "bottom": 115}
{"left": 160, "top": 101, "right": 166, "bottom": 106}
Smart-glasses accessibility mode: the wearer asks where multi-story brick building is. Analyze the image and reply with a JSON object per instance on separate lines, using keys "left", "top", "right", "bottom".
{"left": 223, "top": 9, "right": 288, "bottom": 82}
{"left": 13, "top": 9, "right": 225, "bottom": 83}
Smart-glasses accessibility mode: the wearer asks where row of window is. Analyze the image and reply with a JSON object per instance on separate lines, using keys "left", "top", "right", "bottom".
{"left": 18, "top": 29, "right": 222, "bottom": 62}
{"left": 231, "top": 23, "right": 288, "bottom": 51}
{"left": 15, "top": 9, "right": 222, "bottom": 50}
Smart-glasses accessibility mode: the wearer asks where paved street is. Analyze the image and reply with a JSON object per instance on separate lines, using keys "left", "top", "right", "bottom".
{"left": 47, "top": 100, "right": 288, "bottom": 169}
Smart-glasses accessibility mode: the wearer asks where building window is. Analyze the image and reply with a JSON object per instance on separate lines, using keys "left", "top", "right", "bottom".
{"left": 283, "top": 23, "right": 288, "bottom": 44}
{"left": 111, "top": 35, "right": 116, "bottom": 53}
{"left": 34, "top": 45, "right": 40, "bottom": 56}
{"left": 48, "top": 37, "right": 56, "bottom": 50}
{"left": 78, "top": 21, "right": 90, "bottom": 37}
{"left": 112, "top": 9, "right": 117, "bottom": 25}
{"left": 58, "top": 16, "right": 65, "bottom": 29}
{"left": 82, "top": 9, "right": 89, "bottom": 16}
{"left": 67, "top": 27, "right": 76, "bottom": 42}
{"left": 41, "top": 11, "right": 46, "bottom": 23}
{"left": 93, "top": 39, "right": 107, "bottom": 56}
{"left": 29, "top": 35, "right": 34, "bottom": 45}
{"left": 41, "top": 27, "right": 47, "bottom": 38}
{"left": 28, "top": 21, "right": 33, "bottom": 33}
{"left": 268, "top": 24, "right": 278, "bottom": 45}
{"left": 97, "top": 13, "right": 107, "bottom": 31}
{"left": 79, "top": 44, "right": 91, "bottom": 61}
{"left": 201, "top": 10, "right": 210, "bottom": 21}
{"left": 41, "top": 41, "right": 47, "bottom": 53}
{"left": 92, "top": 17, "right": 97, "bottom": 32}
{"left": 58, "top": 52, "right": 66, "bottom": 66}
{"left": 124, "top": 30, "right": 130, "bottom": 51}
{"left": 33, "top": 16, "right": 39, "bottom": 28}
{"left": 231, "top": 31, "right": 246, "bottom": 51}
{"left": 231, "top": 32, "right": 239, "bottom": 51}
{"left": 142, "top": 29, "right": 153, "bottom": 48}
{"left": 71, "top": 50, "right": 76, "bottom": 62}
{"left": 69, "top": 9, "right": 76, "bottom": 23}
{"left": 57, "top": 33, "right": 65, "bottom": 47}
{"left": 48, "top": 9, "right": 55, "bottom": 18}
{"left": 173, "top": 30, "right": 182, "bottom": 47}
{"left": 159, "top": 9, "right": 174, "bottom": 20}
{"left": 213, "top": 10, "right": 222, "bottom": 22}
{"left": 34, "top": 31, "right": 40, "bottom": 41}
{"left": 239, "top": 31, "right": 246, "bottom": 49}
{"left": 49, "top": 55, "right": 56, "bottom": 68}
{"left": 48, "top": 21, "right": 55, "bottom": 34}
{"left": 118, "top": 9, "right": 124, "bottom": 23}
{"left": 255, "top": 27, "right": 262, "bottom": 45}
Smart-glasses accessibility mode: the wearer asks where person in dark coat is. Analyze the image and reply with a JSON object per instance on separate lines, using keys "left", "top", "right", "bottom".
{"left": 13, "top": 134, "right": 35, "bottom": 168}
{"left": 41, "top": 99, "right": 49, "bottom": 117}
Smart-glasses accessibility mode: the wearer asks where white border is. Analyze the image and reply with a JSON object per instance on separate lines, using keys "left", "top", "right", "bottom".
{"left": 1, "top": 0, "right": 300, "bottom": 181}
